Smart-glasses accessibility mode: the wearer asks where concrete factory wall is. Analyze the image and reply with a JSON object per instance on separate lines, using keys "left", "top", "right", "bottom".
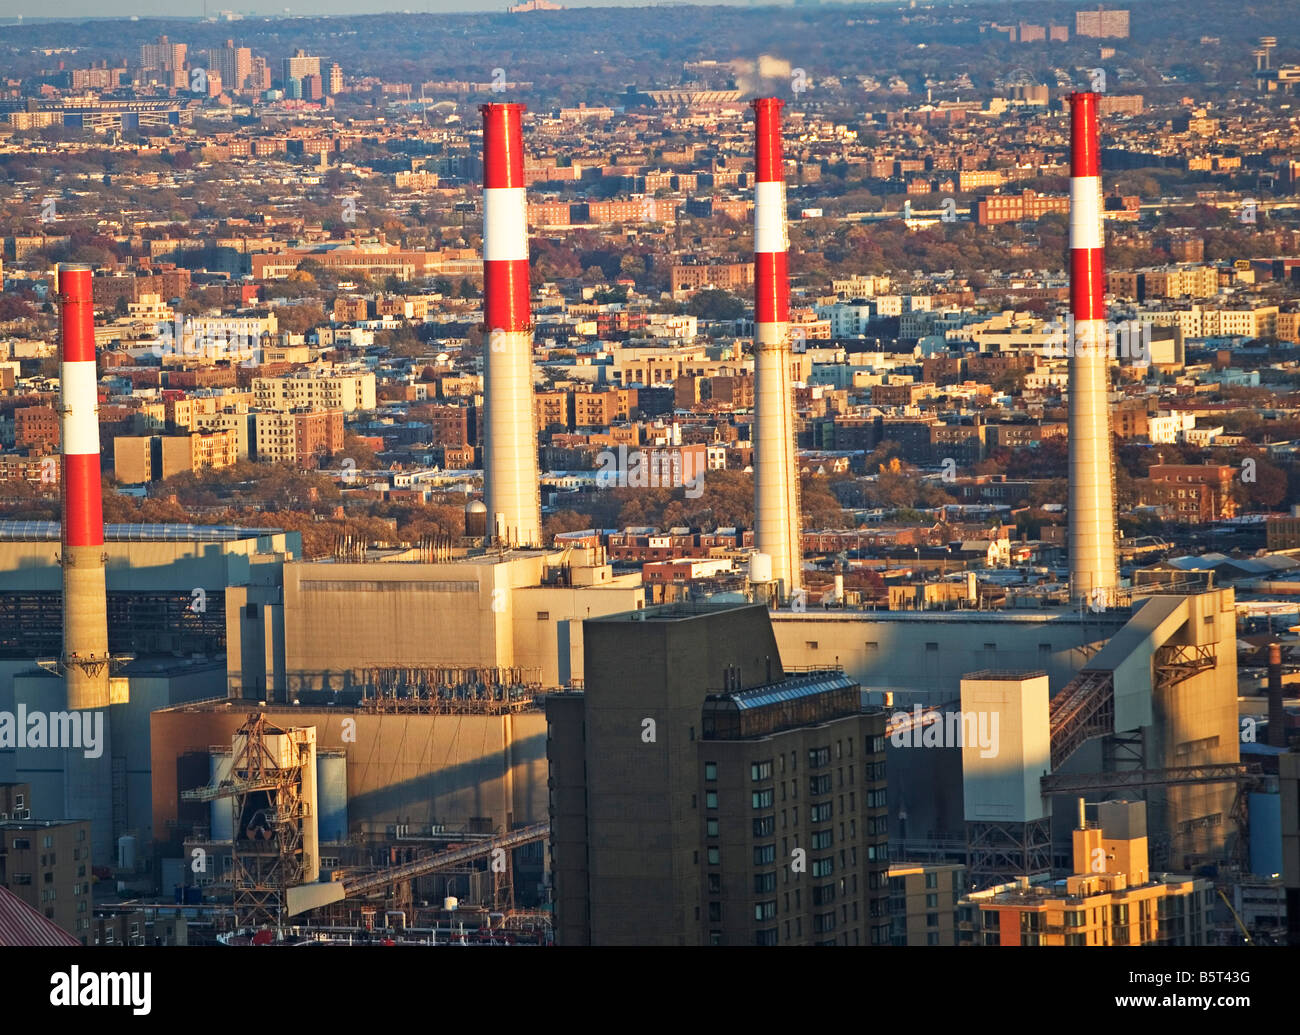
{"left": 2, "top": 663, "right": 224, "bottom": 864}
{"left": 961, "top": 672, "right": 1052, "bottom": 824}
{"left": 276, "top": 552, "right": 643, "bottom": 693}
{"left": 0, "top": 536, "right": 295, "bottom": 706}
{"left": 149, "top": 704, "right": 548, "bottom": 851}
{"left": 1143, "top": 589, "right": 1240, "bottom": 864}
{"left": 771, "top": 610, "right": 1121, "bottom": 702}
{"left": 773, "top": 593, "right": 1241, "bottom": 868}
{"left": 0, "top": 536, "right": 296, "bottom": 594}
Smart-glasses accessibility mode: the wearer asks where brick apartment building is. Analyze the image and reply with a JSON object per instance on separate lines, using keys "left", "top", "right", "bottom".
{"left": 14, "top": 406, "right": 59, "bottom": 452}
{"left": 977, "top": 189, "right": 1070, "bottom": 226}
{"left": 671, "top": 262, "right": 754, "bottom": 298}
{"left": 1141, "top": 464, "right": 1238, "bottom": 522}
{"left": 253, "top": 409, "right": 344, "bottom": 466}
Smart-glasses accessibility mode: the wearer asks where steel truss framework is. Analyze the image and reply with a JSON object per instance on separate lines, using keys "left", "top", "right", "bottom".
{"left": 966, "top": 818, "right": 1053, "bottom": 889}
{"left": 183, "top": 713, "right": 311, "bottom": 929}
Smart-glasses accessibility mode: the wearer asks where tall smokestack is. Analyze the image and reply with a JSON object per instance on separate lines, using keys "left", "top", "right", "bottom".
{"left": 480, "top": 102, "right": 541, "bottom": 548}
{"left": 752, "top": 97, "right": 801, "bottom": 600}
{"left": 1067, "top": 92, "right": 1118, "bottom": 607}
{"left": 58, "top": 263, "right": 110, "bottom": 710}
{"left": 1267, "top": 642, "right": 1287, "bottom": 748}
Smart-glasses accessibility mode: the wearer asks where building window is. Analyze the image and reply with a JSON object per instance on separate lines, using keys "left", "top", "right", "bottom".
{"left": 708, "top": 902, "right": 722, "bottom": 923}
{"left": 707, "top": 847, "right": 720, "bottom": 865}
{"left": 754, "top": 901, "right": 776, "bottom": 922}
{"left": 811, "top": 830, "right": 833, "bottom": 850}
{"left": 812, "top": 883, "right": 836, "bottom": 906}
{"left": 704, "top": 762, "right": 717, "bottom": 781}
{"left": 753, "top": 815, "right": 775, "bottom": 837}
{"left": 811, "top": 802, "right": 832, "bottom": 823}
{"left": 751, "top": 760, "right": 773, "bottom": 781}
{"left": 809, "top": 747, "right": 830, "bottom": 768}
{"left": 752, "top": 789, "right": 774, "bottom": 809}
{"left": 925, "top": 871, "right": 938, "bottom": 889}
{"left": 536, "top": 611, "right": 550, "bottom": 621}
{"left": 706, "top": 819, "right": 719, "bottom": 837}
{"left": 705, "top": 791, "right": 718, "bottom": 809}
{"left": 708, "top": 873, "right": 721, "bottom": 894}
{"left": 810, "top": 774, "right": 832, "bottom": 796}
{"left": 754, "top": 844, "right": 776, "bottom": 865}
{"left": 756, "top": 928, "right": 779, "bottom": 947}
{"left": 812, "top": 857, "right": 834, "bottom": 878}
{"left": 755, "top": 872, "right": 776, "bottom": 894}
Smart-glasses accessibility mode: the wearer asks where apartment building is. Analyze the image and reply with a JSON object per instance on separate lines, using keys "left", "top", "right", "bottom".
{"left": 252, "top": 372, "right": 376, "bottom": 414}
{"left": 888, "top": 862, "right": 967, "bottom": 945}
{"left": 114, "top": 430, "right": 239, "bottom": 483}
{"left": 333, "top": 296, "right": 369, "bottom": 322}
{"left": 976, "top": 189, "right": 1069, "bottom": 225}
{"left": 959, "top": 800, "right": 1213, "bottom": 946}
{"left": 194, "top": 411, "right": 255, "bottom": 460}
{"left": 93, "top": 908, "right": 189, "bottom": 946}
{"left": 573, "top": 388, "right": 626, "bottom": 427}
{"left": 14, "top": 406, "right": 59, "bottom": 452}
{"left": 0, "top": 818, "right": 94, "bottom": 944}
{"left": 547, "top": 602, "right": 891, "bottom": 946}
{"left": 670, "top": 262, "right": 753, "bottom": 298}
{"left": 1143, "top": 463, "right": 1239, "bottom": 522}
{"left": 1075, "top": 8, "right": 1129, "bottom": 38}
{"left": 253, "top": 409, "right": 344, "bottom": 466}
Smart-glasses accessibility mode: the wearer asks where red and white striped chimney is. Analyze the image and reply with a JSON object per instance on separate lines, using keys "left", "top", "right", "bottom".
{"left": 58, "top": 263, "right": 111, "bottom": 709}
{"left": 480, "top": 102, "right": 540, "bottom": 548}
{"left": 1067, "top": 92, "right": 1118, "bottom": 607}
{"left": 752, "top": 98, "right": 802, "bottom": 600}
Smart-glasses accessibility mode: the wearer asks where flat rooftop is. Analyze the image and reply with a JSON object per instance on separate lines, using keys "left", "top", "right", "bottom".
{"left": 589, "top": 601, "right": 762, "bottom": 624}
{"left": 0, "top": 521, "right": 285, "bottom": 542}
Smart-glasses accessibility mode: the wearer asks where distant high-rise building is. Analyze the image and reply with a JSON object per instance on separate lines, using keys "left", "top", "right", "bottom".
{"left": 302, "top": 74, "right": 323, "bottom": 101}
{"left": 547, "top": 602, "right": 892, "bottom": 946}
{"left": 140, "top": 35, "right": 186, "bottom": 74}
{"left": 249, "top": 56, "right": 272, "bottom": 93}
{"left": 327, "top": 62, "right": 343, "bottom": 96}
{"left": 208, "top": 40, "right": 251, "bottom": 93}
{"left": 283, "top": 48, "right": 321, "bottom": 90}
{"left": 285, "top": 76, "right": 303, "bottom": 101}
{"left": 1075, "top": 7, "right": 1130, "bottom": 38}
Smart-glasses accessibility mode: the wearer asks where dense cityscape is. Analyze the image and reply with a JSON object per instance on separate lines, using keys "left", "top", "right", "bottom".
{"left": 0, "top": 0, "right": 1295, "bottom": 994}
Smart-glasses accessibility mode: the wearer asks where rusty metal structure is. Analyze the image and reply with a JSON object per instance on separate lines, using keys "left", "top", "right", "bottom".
{"left": 182, "top": 713, "right": 318, "bottom": 930}
{"left": 358, "top": 665, "right": 540, "bottom": 713}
